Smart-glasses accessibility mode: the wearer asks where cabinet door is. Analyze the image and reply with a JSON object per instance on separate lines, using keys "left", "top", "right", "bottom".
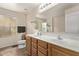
{"left": 48, "top": 43, "right": 52, "bottom": 56}
{"left": 38, "top": 46, "right": 48, "bottom": 55}
{"left": 38, "top": 40, "right": 48, "bottom": 49}
{"left": 52, "top": 44, "right": 79, "bottom": 56}
{"left": 32, "top": 38, "right": 38, "bottom": 43}
{"left": 32, "top": 47, "right": 38, "bottom": 56}
{"left": 26, "top": 36, "right": 32, "bottom": 56}
{"left": 32, "top": 38, "right": 38, "bottom": 49}
{"left": 32, "top": 38, "right": 38, "bottom": 56}
{"left": 38, "top": 40, "right": 48, "bottom": 56}
{"left": 53, "top": 48, "right": 68, "bottom": 56}
{"left": 38, "top": 51, "right": 46, "bottom": 56}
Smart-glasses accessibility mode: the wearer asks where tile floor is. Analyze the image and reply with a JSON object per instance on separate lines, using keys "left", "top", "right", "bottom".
{"left": 0, "top": 46, "right": 26, "bottom": 56}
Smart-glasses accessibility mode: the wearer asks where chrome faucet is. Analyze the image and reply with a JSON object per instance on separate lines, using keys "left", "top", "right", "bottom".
{"left": 37, "top": 31, "right": 42, "bottom": 36}
{"left": 58, "top": 35, "right": 63, "bottom": 40}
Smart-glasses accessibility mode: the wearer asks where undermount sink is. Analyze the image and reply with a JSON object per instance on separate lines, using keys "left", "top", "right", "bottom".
{"left": 36, "top": 35, "right": 58, "bottom": 40}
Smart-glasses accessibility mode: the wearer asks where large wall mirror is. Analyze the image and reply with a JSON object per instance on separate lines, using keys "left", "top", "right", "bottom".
{"left": 31, "top": 17, "right": 51, "bottom": 32}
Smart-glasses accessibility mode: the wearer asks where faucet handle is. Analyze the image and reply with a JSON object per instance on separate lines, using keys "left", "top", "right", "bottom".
{"left": 58, "top": 35, "right": 63, "bottom": 40}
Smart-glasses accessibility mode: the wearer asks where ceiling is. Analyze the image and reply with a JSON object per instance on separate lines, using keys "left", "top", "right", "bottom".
{"left": 0, "top": 3, "right": 40, "bottom": 13}
{"left": 0, "top": 3, "right": 78, "bottom": 15}
{"left": 40, "top": 3, "right": 78, "bottom": 16}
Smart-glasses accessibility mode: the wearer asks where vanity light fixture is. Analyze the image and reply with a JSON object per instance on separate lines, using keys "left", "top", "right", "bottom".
{"left": 39, "top": 3, "right": 51, "bottom": 9}
{"left": 39, "top": 3, "right": 58, "bottom": 13}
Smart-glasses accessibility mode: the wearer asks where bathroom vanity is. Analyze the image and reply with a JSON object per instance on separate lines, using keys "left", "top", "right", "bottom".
{"left": 25, "top": 34, "right": 79, "bottom": 56}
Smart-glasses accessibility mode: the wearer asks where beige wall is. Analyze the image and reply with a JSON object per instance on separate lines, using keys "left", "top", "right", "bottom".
{"left": 0, "top": 8, "right": 26, "bottom": 26}
{"left": 53, "top": 15, "right": 65, "bottom": 33}
{"left": 65, "top": 4, "right": 79, "bottom": 33}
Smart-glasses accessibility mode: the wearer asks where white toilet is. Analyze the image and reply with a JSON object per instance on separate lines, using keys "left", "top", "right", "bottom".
{"left": 18, "top": 40, "right": 26, "bottom": 49}
{"left": 17, "top": 33, "right": 26, "bottom": 49}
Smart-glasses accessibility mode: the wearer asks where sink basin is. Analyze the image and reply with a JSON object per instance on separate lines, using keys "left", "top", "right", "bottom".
{"left": 37, "top": 35, "right": 57, "bottom": 40}
{"left": 33, "top": 34, "right": 66, "bottom": 42}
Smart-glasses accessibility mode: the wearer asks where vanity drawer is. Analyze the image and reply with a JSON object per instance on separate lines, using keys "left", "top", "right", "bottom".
{"left": 32, "top": 47, "right": 37, "bottom": 56}
{"left": 38, "top": 40, "right": 48, "bottom": 49}
{"left": 38, "top": 51, "right": 46, "bottom": 56}
{"left": 26, "top": 36, "right": 31, "bottom": 40}
{"left": 52, "top": 44, "right": 79, "bottom": 56}
{"left": 32, "top": 42, "right": 37, "bottom": 49}
{"left": 32, "top": 38, "right": 38, "bottom": 43}
{"left": 26, "top": 37, "right": 31, "bottom": 44}
{"left": 38, "top": 45, "right": 48, "bottom": 55}
{"left": 53, "top": 49, "right": 67, "bottom": 56}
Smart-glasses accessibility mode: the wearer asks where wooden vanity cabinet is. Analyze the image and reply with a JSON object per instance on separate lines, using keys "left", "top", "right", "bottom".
{"left": 26, "top": 36, "right": 79, "bottom": 56}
